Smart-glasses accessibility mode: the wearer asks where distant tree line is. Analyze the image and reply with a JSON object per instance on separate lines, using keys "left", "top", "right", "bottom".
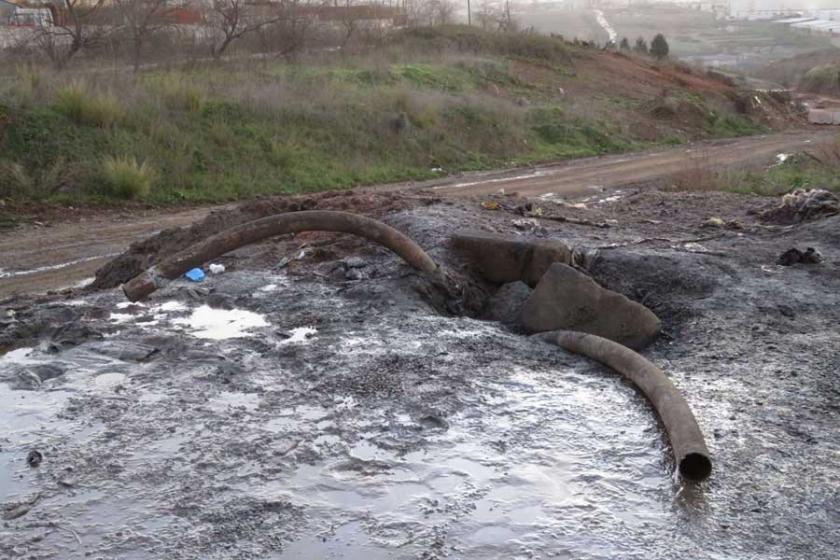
{"left": 3, "top": 0, "right": 468, "bottom": 70}
{"left": 618, "top": 33, "right": 669, "bottom": 60}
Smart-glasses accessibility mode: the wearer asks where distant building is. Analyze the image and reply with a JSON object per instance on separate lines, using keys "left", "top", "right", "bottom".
{"left": 0, "top": 0, "right": 53, "bottom": 27}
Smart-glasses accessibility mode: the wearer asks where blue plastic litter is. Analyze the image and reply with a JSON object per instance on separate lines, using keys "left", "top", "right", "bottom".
{"left": 184, "top": 268, "right": 205, "bottom": 282}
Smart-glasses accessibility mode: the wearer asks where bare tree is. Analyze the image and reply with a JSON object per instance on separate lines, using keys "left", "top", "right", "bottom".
{"left": 256, "top": 0, "right": 315, "bottom": 56}
{"left": 113, "top": 0, "right": 174, "bottom": 71}
{"left": 429, "top": 0, "right": 456, "bottom": 25}
{"left": 404, "top": 0, "right": 455, "bottom": 27}
{"left": 207, "top": 0, "right": 282, "bottom": 60}
{"left": 475, "top": 0, "right": 502, "bottom": 30}
{"left": 338, "top": 2, "right": 361, "bottom": 47}
{"left": 35, "top": 0, "right": 107, "bottom": 69}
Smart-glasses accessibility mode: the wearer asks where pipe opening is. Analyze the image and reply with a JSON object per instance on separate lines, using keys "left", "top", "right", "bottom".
{"left": 679, "top": 452, "right": 712, "bottom": 482}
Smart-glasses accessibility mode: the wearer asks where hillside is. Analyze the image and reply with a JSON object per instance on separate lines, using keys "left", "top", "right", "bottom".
{"left": 753, "top": 48, "right": 840, "bottom": 91}
{"left": 0, "top": 26, "right": 800, "bottom": 206}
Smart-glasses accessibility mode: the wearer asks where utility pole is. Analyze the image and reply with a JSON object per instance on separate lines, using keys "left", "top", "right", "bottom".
{"left": 467, "top": 0, "right": 471, "bottom": 25}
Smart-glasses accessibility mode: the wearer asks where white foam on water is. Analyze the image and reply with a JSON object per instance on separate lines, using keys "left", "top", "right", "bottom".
{"left": 0, "top": 347, "right": 37, "bottom": 366}
{"left": 278, "top": 326, "right": 318, "bottom": 345}
{"left": 173, "top": 305, "right": 269, "bottom": 340}
{"left": 155, "top": 301, "right": 188, "bottom": 312}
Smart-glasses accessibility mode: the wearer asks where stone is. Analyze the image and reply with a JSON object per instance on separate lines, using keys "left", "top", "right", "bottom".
{"left": 486, "top": 281, "right": 532, "bottom": 327}
{"left": 520, "top": 263, "right": 661, "bottom": 349}
{"left": 777, "top": 247, "right": 823, "bottom": 266}
{"left": 451, "top": 231, "right": 573, "bottom": 287}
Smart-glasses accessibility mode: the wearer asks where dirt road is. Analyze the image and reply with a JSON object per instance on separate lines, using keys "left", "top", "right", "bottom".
{"left": 0, "top": 208, "right": 215, "bottom": 298}
{"left": 0, "top": 129, "right": 831, "bottom": 298}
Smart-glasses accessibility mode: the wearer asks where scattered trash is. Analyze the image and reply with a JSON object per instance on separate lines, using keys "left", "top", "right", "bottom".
{"left": 26, "top": 450, "right": 43, "bottom": 468}
{"left": 481, "top": 200, "right": 500, "bottom": 210}
{"left": 208, "top": 263, "right": 226, "bottom": 274}
{"left": 775, "top": 153, "right": 790, "bottom": 165}
{"left": 184, "top": 268, "right": 205, "bottom": 282}
{"left": 778, "top": 247, "right": 823, "bottom": 266}
{"left": 760, "top": 189, "right": 840, "bottom": 224}
{"left": 277, "top": 256, "right": 291, "bottom": 269}
{"left": 702, "top": 216, "right": 744, "bottom": 230}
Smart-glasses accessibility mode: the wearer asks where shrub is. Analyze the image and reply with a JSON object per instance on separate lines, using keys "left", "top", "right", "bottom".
{"left": 54, "top": 84, "right": 122, "bottom": 127}
{"left": 650, "top": 34, "right": 670, "bottom": 60}
{"left": 100, "top": 156, "right": 156, "bottom": 199}
{"left": 800, "top": 64, "right": 840, "bottom": 95}
{"left": 0, "top": 161, "right": 33, "bottom": 198}
{"left": 634, "top": 37, "right": 648, "bottom": 55}
{"left": 393, "top": 26, "right": 570, "bottom": 65}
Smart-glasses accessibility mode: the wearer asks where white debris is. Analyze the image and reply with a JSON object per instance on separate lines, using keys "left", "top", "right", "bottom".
{"left": 209, "top": 263, "right": 226, "bottom": 274}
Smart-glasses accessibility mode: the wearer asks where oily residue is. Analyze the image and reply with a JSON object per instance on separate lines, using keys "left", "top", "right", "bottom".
{"left": 2, "top": 193, "right": 840, "bottom": 559}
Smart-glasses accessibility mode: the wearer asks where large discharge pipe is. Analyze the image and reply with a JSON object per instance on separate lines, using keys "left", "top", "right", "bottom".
{"left": 122, "top": 210, "right": 439, "bottom": 301}
{"left": 541, "top": 330, "right": 712, "bottom": 482}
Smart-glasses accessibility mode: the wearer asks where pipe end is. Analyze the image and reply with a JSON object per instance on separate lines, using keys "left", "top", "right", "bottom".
{"left": 679, "top": 452, "right": 712, "bottom": 482}
{"left": 122, "top": 268, "right": 160, "bottom": 302}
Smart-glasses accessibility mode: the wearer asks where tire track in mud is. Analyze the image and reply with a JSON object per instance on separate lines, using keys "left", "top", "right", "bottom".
{"left": 0, "top": 129, "right": 831, "bottom": 298}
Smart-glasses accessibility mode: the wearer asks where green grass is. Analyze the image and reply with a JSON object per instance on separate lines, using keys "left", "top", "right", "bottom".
{"left": 729, "top": 154, "right": 840, "bottom": 196}
{"left": 800, "top": 64, "right": 840, "bottom": 95}
{"left": 100, "top": 155, "right": 156, "bottom": 199}
{"left": 54, "top": 84, "right": 122, "bottom": 128}
{"left": 0, "top": 26, "right": 777, "bottom": 206}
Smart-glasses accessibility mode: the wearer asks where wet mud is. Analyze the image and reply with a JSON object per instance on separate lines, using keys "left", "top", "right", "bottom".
{"left": 2, "top": 190, "right": 839, "bottom": 559}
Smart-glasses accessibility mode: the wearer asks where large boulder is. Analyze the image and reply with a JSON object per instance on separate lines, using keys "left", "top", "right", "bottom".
{"left": 520, "top": 263, "right": 661, "bottom": 349}
{"left": 486, "top": 281, "right": 532, "bottom": 327}
{"left": 451, "top": 231, "right": 573, "bottom": 287}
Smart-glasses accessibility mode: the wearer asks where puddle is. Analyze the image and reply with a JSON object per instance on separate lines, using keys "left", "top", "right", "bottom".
{"left": 439, "top": 170, "right": 550, "bottom": 191}
{"left": 0, "top": 253, "right": 119, "bottom": 279}
{"left": 277, "top": 521, "right": 393, "bottom": 560}
{"left": 0, "top": 347, "right": 38, "bottom": 365}
{"left": 3, "top": 264, "right": 838, "bottom": 558}
{"left": 173, "top": 305, "right": 269, "bottom": 339}
{"left": 206, "top": 391, "right": 262, "bottom": 411}
{"left": 0, "top": 386, "right": 78, "bottom": 499}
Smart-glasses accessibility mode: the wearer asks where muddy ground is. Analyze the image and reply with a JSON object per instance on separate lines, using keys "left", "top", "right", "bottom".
{"left": 1, "top": 188, "right": 838, "bottom": 559}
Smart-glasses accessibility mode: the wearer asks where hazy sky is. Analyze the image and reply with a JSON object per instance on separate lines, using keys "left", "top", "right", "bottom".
{"left": 711, "top": 0, "right": 840, "bottom": 10}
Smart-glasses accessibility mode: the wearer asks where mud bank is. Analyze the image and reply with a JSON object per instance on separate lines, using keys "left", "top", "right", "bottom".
{"left": 1, "top": 190, "right": 839, "bottom": 559}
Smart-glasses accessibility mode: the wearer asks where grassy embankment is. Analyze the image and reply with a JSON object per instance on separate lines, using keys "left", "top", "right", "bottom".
{"left": 671, "top": 135, "right": 840, "bottom": 195}
{"left": 0, "top": 26, "right": 768, "bottom": 207}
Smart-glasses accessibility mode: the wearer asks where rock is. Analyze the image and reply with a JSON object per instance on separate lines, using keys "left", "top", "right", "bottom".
{"left": 778, "top": 247, "right": 823, "bottom": 266}
{"left": 520, "top": 263, "right": 661, "bottom": 349}
{"left": 26, "top": 450, "right": 43, "bottom": 468}
{"left": 343, "top": 257, "right": 367, "bottom": 269}
{"left": 451, "top": 231, "right": 573, "bottom": 287}
{"left": 760, "top": 189, "right": 840, "bottom": 225}
{"left": 486, "top": 281, "right": 532, "bottom": 327}
{"left": 702, "top": 217, "right": 725, "bottom": 228}
{"left": 345, "top": 268, "right": 367, "bottom": 281}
